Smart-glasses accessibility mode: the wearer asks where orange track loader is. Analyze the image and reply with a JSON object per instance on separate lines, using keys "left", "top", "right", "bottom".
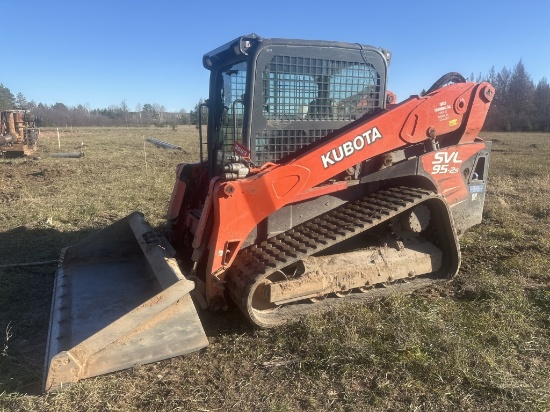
{"left": 44, "top": 34, "right": 493, "bottom": 390}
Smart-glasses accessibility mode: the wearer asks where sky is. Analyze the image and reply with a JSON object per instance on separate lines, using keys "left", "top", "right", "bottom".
{"left": 3, "top": 0, "right": 549, "bottom": 112}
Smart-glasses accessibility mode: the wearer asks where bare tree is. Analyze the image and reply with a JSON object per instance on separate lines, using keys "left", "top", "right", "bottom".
{"left": 179, "top": 108, "right": 190, "bottom": 125}
{"left": 135, "top": 103, "right": 142, "bottom": 125}
{"left": 153, "top": 104, "right": 165, "bottom": 123}
{"left": 120, "top": 99, "right": 129, "bottom": 126}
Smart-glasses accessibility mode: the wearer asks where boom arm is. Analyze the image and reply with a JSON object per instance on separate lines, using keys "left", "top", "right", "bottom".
{"left": 202, "top": 81, "right": 494, "bottom": 306}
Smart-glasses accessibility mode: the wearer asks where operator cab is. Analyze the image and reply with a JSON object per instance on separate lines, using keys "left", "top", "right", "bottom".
{"left": 202, "top": 34, "right": 391, "bottom": 178}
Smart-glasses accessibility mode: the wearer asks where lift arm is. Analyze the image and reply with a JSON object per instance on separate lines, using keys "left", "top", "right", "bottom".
{"left": 202, "top": 81, "right": 494, "bottom": 305}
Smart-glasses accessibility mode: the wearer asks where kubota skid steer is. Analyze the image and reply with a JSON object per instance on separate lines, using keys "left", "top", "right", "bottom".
{"left": 44, "top": 34, "right": 493, "bottom": 391}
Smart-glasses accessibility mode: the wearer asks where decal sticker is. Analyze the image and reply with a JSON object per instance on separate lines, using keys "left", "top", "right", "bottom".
{"left": 434, "top": 101, "right": 451, "bottom": 122}
{"left": 449, "top": 118, "right": 458, "bottom": 127}
{"left": 232, "top": 141, "right": 250, "bottom": 158}
{"left": 469, "top": 184, "right": 484, "bottom": 193}
{"left": 430, "top": 151, "right": 462, "bottom": 174}
{"left": 321, "top": 126, "right": 382, "bottom": 169}
{"left": 420, "top": 142, "right": 487, "bottom": 205}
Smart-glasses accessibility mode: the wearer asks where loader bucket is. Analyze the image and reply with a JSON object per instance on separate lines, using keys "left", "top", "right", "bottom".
{"left": 44, "top": 212, "right": 208, "bottom": 392}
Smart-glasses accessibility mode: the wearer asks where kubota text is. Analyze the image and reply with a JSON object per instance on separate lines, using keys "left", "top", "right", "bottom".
{"left": 321, "top": 127, "right": 383, "bottom": 168}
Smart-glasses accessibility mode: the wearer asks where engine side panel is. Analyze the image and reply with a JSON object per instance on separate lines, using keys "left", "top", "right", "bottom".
{"left": 418, "top": 141, "right": 491, "bottom": 235}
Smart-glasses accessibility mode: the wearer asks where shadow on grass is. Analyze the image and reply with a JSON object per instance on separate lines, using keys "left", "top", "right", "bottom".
{"left": 0, "top": 225, "right": 97, "bottom": 394}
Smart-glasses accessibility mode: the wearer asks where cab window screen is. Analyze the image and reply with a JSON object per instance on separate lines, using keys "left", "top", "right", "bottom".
{"left": 256, "top": 54, "right": 381, "bottom": 163}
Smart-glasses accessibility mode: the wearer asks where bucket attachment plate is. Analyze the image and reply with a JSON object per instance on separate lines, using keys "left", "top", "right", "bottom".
{"left": 44, "top": 212, "right": 208, "bottom": 392}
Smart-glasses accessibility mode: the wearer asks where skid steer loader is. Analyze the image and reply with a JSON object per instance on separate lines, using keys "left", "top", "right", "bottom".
{"left": 44, "top": 34, "right": 494, "bottom": 391}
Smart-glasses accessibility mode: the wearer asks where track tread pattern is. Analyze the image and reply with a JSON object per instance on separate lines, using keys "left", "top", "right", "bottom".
{"left": 226, "top": 186, "right": 454, "bottom": 328}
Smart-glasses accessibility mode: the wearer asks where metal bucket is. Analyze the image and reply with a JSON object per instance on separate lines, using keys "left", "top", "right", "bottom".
{"left": 44, "top": 212, "right": 208, "bottom": 391}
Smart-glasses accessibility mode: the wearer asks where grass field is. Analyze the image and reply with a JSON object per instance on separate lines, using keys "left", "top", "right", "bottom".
{"left": 1, "top": 128, "right": 549, "bottom": 411}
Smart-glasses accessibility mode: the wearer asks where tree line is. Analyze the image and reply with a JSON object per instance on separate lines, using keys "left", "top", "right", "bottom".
{"left": 1, "top": 58, "right": 549, "bottom": 131}
{"left": 0, "top": 86, "right": 206, "bottom": 128}
{"left": 480, "top": 60, "right": 550, "bottom": 132}
{"left": 26, "top": 101, "right": 192, "bottom": 128}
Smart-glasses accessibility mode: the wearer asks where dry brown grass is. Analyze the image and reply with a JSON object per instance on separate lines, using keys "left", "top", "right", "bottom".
{"left": 1, "top": 129, "right": 549, "bottom": 411}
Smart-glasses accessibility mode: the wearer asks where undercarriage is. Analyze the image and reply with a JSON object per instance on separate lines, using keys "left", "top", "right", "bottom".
{"left": 226, "top": 187, "right": 460, "bottom": 328}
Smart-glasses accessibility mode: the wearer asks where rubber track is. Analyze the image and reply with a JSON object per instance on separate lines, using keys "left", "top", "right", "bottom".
{"left": 226, "top": 187, "right": 454, "bottom": 328}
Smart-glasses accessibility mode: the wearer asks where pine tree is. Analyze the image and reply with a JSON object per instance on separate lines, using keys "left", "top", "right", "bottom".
{"left": 0, "top": 84, "right": 15, "bottom": 110}
{"left": 15, "top": 92, "right": 27, "bottom": 109}
{"left": 534, "top": 77, "right": 550, "bottom": 131}
{"left": 507, "top": 60, "right": 535, "bottom": 130}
